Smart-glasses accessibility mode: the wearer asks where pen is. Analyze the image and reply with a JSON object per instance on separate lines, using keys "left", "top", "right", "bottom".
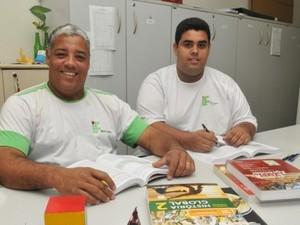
{"left": 201, "top": 123, "right": 209, "bottom": 132}
{"left": 282, "top": 153, "right": 300, "bottom": 162}
{"left": 201, "top": 124, "right": 223, "bottom": 146}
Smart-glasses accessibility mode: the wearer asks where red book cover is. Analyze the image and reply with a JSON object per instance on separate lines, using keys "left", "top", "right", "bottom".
{"left": 227, "top": 159, "right": 300, "bottom": 201}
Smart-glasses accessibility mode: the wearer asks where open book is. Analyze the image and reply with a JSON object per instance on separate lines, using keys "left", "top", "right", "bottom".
{"left": 189, "top": 136, "right": 280, "bottom": 164}
{"left": 68, "top": 154, "right": 168, "bottom": 194}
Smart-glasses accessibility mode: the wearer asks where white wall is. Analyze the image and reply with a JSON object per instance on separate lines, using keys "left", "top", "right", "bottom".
{"left": 0, "top": 0, "right": 39, "bottom": 63}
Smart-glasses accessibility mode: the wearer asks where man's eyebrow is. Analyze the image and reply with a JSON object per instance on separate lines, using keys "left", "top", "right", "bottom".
{"left": 182, "top": 40, "right": 208, "bottom": 43}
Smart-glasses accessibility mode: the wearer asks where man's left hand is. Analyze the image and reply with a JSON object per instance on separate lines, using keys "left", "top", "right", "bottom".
{"left": 223, "top": 125, "right": 252, "bottom": 147}
{"left": 152, "top": 149, "right": 195, "bottom": 180}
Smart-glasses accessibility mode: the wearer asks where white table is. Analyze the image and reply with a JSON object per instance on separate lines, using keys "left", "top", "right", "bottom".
{"left": 1, "top": 125, "right": 300, "bottom": 225}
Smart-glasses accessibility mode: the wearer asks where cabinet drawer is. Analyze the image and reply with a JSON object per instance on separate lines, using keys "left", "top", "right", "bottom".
{"left": 2, "top": 69, "right": 48, "bottom": 100}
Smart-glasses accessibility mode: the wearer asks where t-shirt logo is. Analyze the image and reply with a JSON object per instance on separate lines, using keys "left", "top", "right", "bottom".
{"left": 91, "top": 121, "right": 101, "bottom": 134}
{"left": 202, "top": 96, "right": 218, "bottom": 106}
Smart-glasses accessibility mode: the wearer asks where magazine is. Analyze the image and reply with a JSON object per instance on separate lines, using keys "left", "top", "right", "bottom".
{"left": 189, "top": 136, "right": 280, "bottom": 164}
{"left": 226, "top": 159, "right": 300, "bottom": 201}
{"left": 146, "top": 183, "right": 267, "bottom": 225}
{"left": 69, "top": 154, "right": 168, "bottom": 194}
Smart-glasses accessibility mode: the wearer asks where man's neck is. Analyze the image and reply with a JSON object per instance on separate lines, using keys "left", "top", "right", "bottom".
{"left": 176, "top": 67, "right": 204, "bottom": 83}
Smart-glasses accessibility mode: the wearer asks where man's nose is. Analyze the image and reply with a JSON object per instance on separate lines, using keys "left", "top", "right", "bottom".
{"left": 190, "top": 45, "right": 199, "bottom": 55}
{"left": 65, "top": 55, "right": 76, "bottom": 66}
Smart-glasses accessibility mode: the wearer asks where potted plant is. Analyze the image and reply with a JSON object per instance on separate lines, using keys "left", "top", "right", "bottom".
{"left": 30, "top": 5, "right": 51, "bottom": 59}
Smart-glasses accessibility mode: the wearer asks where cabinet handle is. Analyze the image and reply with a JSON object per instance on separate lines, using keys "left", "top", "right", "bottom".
{"left": 12, "top": 72, "right": 20, "bottom": 93}
{"left": 117, "top": 8, "right": 121, "bottom": 34}
{"left": 265, "top": 31, "right": 270, "bottom": 46}
{"left": 258, "top": 31, "right": 263, "bottom": 45}
{"left": 211, "top": 23, "right": 216, "bottom": 41}
{"left": 132, "top": 3, "right": 138, "bottom": 35}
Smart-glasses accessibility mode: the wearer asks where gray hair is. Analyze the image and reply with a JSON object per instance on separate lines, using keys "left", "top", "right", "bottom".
{"left": 48, "top": 24, "right": 90, "bottom": 51}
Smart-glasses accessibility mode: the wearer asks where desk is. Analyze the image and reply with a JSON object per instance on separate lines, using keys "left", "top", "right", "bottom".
{"left": 1, "top": 125, "right": 300, "bottom": 225}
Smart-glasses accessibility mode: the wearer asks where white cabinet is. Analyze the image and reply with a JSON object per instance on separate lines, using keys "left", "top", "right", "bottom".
{"left": 0, "top": 64, "right": 48, "bottom": 108}
{"left": 127, "top": 0, "right": 172, "bottom": 108}
{"left": 235, "top": 19, "right": 296, "bottom": 131}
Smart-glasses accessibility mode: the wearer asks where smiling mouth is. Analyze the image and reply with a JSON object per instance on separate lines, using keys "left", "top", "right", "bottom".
{"left": 61, "top": 71, "right": 78, "bottom": 77}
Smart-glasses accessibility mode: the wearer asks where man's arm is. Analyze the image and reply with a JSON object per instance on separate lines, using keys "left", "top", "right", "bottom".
{"left": 0, "top": 147, "right": 115, "bottom": 205}
{"left": 151, "top": 121, "right": 217, "bottom": 152}
{"left": 136, "top": 126, "right": 195, "bottom": 179}
{"left": 223, "top": 122, "right": 256, "bottom": 147}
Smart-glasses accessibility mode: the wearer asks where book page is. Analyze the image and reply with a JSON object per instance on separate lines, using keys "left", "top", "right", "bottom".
{"left": 68, "top": 159, "right": 141, "bottom": 194}
{"left": 96, "top": 154, "right": 168, "bottom": 184}
{"left": 189, "top": 136, "right": 280, "bottom": 164}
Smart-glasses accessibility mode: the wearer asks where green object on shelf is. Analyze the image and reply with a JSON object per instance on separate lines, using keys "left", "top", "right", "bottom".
{"left": 43, "top": 31, "right": 49, "bottom": 50}
{"left": 34, "top": 32, "right": 42, "bottom": 59}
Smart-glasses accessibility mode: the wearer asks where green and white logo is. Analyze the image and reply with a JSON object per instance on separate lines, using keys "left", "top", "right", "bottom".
{"left": 202, "top": 96, "right": 218, "bottom": 106}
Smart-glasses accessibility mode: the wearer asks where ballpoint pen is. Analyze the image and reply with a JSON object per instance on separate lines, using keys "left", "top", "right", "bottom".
{"left": 282, "top": 153, "right": 300, "bottom": 162}
{"left": 201, "top": 124, "right": 224, "bottom": 147}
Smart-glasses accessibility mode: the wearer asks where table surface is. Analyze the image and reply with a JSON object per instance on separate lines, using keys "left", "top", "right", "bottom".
{"left": 1, "top": 125, "right": 300, "bottom": 225}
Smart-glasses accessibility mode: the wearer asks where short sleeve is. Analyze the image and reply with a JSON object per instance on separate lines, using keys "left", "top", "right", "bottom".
{"left": 136, "top": 73, "right": 166, "bottom": 124}
{"left": 0, "top": 96, "right": 32, "bottom": 155}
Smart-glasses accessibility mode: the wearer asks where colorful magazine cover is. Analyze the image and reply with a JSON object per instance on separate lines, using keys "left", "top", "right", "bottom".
{"left": 147, "top": 183, "right": 250, "bottom": 225}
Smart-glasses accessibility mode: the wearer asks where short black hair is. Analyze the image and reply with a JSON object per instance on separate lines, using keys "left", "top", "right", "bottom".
{"left": 175, "top": 17, "right": 211, "bottom": 45}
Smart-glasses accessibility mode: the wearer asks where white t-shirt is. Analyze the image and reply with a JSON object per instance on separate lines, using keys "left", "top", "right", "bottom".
{"left": 137, "top": 64, "right": 257, "bottom": 135}
{"left": 0, "top": 83, "right": 148, "bottom": 166}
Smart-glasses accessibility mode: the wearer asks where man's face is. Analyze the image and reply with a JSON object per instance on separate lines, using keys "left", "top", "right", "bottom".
{"left": 46, "top": 35, "right": 90, "bottom": 100}
{"left": 173, "top": 29, "right": 210, "bottom": 82}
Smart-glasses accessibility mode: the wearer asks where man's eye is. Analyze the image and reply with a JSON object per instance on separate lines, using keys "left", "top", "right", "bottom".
{"left": 76, "top": 55, "right": 86, "bottom": 61}
{"left": 198, "top": 43, "right": 207, "bottom": 49}
{"left": 55, "top": 53, "right": 66, "bottom": 58}
{"left": 183, "top": 42, "right": 193, "bottom": 48}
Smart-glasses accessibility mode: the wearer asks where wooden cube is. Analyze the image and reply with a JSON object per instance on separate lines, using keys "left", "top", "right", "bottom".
{"left": 45, "top": 195, "right": 86, "bottom": 225}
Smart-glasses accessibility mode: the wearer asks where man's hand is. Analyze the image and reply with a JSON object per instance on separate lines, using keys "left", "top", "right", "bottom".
{"left": 224, "top": 122, "right": 256, "bottom": 147}
{"left": 181, "top": 130, "right": 217, "bottom": 152}
{"left": 0, "top": 147, "right": 116, "bottom": 206}
{"left": 53, "top": 167, "right": 116, "bottom": 205}
{"left": 152, "top": 148, "right": 195, "bottom": 180}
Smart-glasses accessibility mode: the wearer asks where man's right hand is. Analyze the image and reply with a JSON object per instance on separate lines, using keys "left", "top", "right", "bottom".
{"left": 53, "top": 167, "right": 116, "bottom": 205}
{"left": 181, "top": 130, "right": 217, "bottom": 152}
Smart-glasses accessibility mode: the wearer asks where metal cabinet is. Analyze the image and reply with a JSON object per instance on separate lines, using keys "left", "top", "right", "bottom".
{"left": 126, "top": 0, "right": 172, "bottom": 108}
{"left": 0, "top": 65, "right": 48, "bottom": 107}
{"left": 279, "top": 27, "right": 300, "bottom": 127}
{"left": 236, "top": 19, "right": 288, "bottom": 131}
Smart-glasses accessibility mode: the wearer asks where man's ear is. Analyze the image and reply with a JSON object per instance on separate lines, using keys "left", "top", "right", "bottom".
{"left": 173, "top": 42, "right": 178, "bottom": 56}
{"left": 45, "top": 48, "right": 50, "bottom": 64}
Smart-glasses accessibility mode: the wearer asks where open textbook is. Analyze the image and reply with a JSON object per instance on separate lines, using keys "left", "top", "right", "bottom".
{"left": 69, "top": 154, "right": 168, "bottom": 194}
{"left": 189, "top": 136, "right": 280, "bottom": 164}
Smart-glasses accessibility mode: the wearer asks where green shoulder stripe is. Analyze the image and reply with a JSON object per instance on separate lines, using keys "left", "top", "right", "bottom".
{"left": 0, "top": 130, "right": 31, "bottom": 155}
{"left": 16, "top": 82, "right": 47, "bottom": 96}
{"left": 121, "top": 116, "right": 149, "bottom": 147}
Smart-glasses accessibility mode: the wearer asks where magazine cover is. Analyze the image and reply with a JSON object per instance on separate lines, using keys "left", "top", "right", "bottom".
{"left": 147, "top": 183, "right": 250, "bottom": 225}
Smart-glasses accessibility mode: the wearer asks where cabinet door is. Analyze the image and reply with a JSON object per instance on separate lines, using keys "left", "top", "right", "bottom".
{"left": 280, "top": 27, "right": 300, "bottom": 126}
{"left": 2, "top": 69, "right": 48, "bottom": 99}
{"left": 127, "top": 0, "right": 172, "bottom": 108}
{"left": 208, "top": 14, "right": 238, "bottom": 79}
{"left": 236, "top": 19, "right": 283, "bottom": 131}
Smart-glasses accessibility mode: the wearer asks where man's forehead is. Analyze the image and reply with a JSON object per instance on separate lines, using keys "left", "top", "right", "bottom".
{"left": 180, "top": 30, "right": 209, "bottom": 41}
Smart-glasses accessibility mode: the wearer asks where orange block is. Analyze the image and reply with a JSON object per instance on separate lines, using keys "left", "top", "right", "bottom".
{"left": 44, "top": 195, "right": 86, "bottom": 225}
